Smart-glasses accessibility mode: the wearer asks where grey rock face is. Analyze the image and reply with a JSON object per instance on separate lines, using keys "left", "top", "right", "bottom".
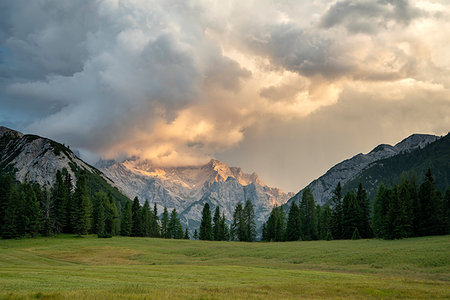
{"left": 285, "top": 134, "right": 439, "bottom": 207}
{"left": 0, "top": 126, "right": 110, "bottom": 189}
{"left": 99, "top": 158, "right": 294, "bottom": 229}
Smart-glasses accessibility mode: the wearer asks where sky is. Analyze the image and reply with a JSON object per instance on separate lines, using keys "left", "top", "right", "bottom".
{"left": 1, "top": 0, "right": 450, "bottom": 192}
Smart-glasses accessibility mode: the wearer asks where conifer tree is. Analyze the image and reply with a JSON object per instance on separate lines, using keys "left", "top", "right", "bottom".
{"left": 243, "top": 199, "right": 256, "bottom": 242}
{"left": 331, "top": 182, "right": 344, "bottom": 239}
{"left": 1, "top": 186, "right": 20, "bottom": 239}
{"left": 161, "top": 207, "right": 170, "bottom": 238}
{"left": 131, "top": 197, "right": 142, "bottom": 237}
{"left": 299, "top": 188, "right": 318, "bottom": 240}
{"left": 72, "top": 174, "right": 90, "bottom": 236}
{"left": 193, "top": 229, "right": 199, "bottom": 240}
{"left": 149, "top": 204, "right": 160, "bottom": 237}
{"left": 96, "top": 197, "right": 106, "bottom": 238}
{"left": 51, "top": 170, "right": 67, "bottom": 233}
{"left": 184, "top": 228, "right": 190, "bottom": 239}
{"left": 104, "top": 194, "right": 118, "bottom": 237}
{"left": 318, "top": 204, "right": 333, "bottom": 240}
{"left": 231, "top": 202, "right": 244, "bottom": 241}
{"left": 62, "top": 169, "right": 73, "bottom": 233}
{"left": 141, "top": 200, "right": 151, "bottom": 237}
{"left": 23, "top": 184, "right": 40, "bottom": 237}
{"left": 264, "top": 206, "right": 286, "bottom": 241}
{"left": 168, "top": 208, "right": 183, "bottom": 239}
{"left": 120, "top": 201, "right": 132, "bottom": 236}
{"left": 418, "top": 169, "right": 442, "bottom": 236}
{"left": 0, "top": 175, "right": 13, "bottom": 235}
{"left": 212, "top": 206, "right": 221, "bottom": 241}
{"left": 286, "top": 201, "right": 301, "bottom": 241}
{"left": 356, "top": 183, "right": 372, "bottom": 238}
{"left": 372, "top": 184, "right": 390, "bottom": 238}
{"left": 342, "top": 191, "right": 360, "bottom": 239}
{"left": 218, "top": 213, "right": 227, "bottom": 241}
{"left": 199, "top": 203, "right": 212, "bottom": 240}
{"left": 351, "top": 227, "right": 361, "bottom": 240}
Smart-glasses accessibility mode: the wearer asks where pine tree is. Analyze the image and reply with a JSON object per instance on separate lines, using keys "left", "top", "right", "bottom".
{"left": 231, "top": 202, "right": 244, "bottom": 241}
{"left": 72, "top": 174, "right": 90, "bottom": 237}
{"left": 418, "top": 169, "right": 443, "bottom": 236}
{"left": 131, "top": 197, "right": 142, "bottom": 237}
{"left": 0, "top": 174, "right": 14, "bottom": 235}
{"left": 1, "top": 185, "right": 20, "bottom": 239}
{"left": 199, "top": 203, "right": 212, "bottom": 240}
{"left": 342, "top": 191, "right": 360, "bottom": 239}
{"left": 356, "top": 183, "right": 372, "bottom": 238}
{"left": 218, "top": 213, "right": 227, "bottom": 241}
{"left": 149, "top": 203, "right": 160, "bottom": 237}
{"left": 23, "top": 184, "right": 40, "bottom": 237}
{"left": 318, "top": 204, "right": 333, "bottom": 240}
{"left": 286, "top": 201, "right": 301, "bottom": 241}
{"left": 184, "top": 228, "right": 190, "bottom": 239}
{"left": 104, "top": 194, "right": 118, "bottom": 237}
{"left": 96, "top": 196, "right": 106, "bottom": 238}
{"left": 264, "top": 206, "right": 286, "bottom": 242}
{"left": 161, "top": 207, "right": 170, "bottom": 238}
{"left": 212, "top": 206, "right": 221, "bottom": 241}
{"left": 372, "top": 184, "right": 390, "bottom": 238}
{"left": 51, "top": 170, "right": 67, "bottom": 233}
{"left": 120, "top": 201, "right": 132, "bottom": 236}
{"left": 141, "top": 200, "right": 151, "bottom": 237}
{"left": 62, "top": 169, "right": 73, "bottom": 233}
{"left": 331, "top": 182, "right": 344, "bottom": 239}
{"left": 168, "top": 208, "right": 183, "bottom": 239}
{"left": 299, "top": 188, "right": 318, "bottom": 240}
{"left": 193, "top": 229, "right": 199, "bottom": 240}
{"left": 243, "top": 199, "right": 256, "bottom": 242}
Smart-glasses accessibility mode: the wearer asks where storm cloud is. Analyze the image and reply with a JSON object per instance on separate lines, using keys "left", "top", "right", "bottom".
{"left": 1, "top": 0, "right": 449, "bottom": 191}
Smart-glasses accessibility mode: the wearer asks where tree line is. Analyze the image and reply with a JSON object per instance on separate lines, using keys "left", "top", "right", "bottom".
{"left": 196, "top": 199, "right": 256, "bottom": 242}
{"left": 262, "top": 169, "right": 450, "bottom": 241}
{"left": 0, "top": 169, "right": 189, "bottom": 239}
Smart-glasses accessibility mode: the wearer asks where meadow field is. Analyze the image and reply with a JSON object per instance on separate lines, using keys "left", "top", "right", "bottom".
{"left": 0, "top": 235, "right": 449, "bottom": 299}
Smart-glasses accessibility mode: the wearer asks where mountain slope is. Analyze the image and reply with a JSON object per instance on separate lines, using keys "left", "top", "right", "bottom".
{"left": 284, "top": 133, "right": 439, "bottom": 208}
{"left": 343, "top": 132, "right": 450, "bottom": 198}
{"left": 0, "top": 126, "right": 130, "bottom": 208}
{"left": 99, "top": 158, "right": 293, "bottom": 229}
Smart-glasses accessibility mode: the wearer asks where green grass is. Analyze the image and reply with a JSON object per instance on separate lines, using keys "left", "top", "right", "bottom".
{"left": 0, "top": 235, "right": 449, "bottom": 299}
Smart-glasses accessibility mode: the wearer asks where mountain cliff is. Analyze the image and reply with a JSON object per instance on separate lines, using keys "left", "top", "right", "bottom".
{"left": 284, "top": 134, "right": 439, "bottom": 208}
{"left": 0, "top": 126, "right": 130, "bottom": 206}
{"left": 99, "top": 158, "right": 294, "bottom": 229}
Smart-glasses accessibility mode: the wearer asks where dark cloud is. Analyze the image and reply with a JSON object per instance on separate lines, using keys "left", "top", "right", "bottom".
{"left": 320, "top": 0, "right": 423, "bottom": 34}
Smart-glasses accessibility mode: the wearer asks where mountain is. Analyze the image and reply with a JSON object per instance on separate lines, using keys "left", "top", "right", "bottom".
{"left": 284, "top": 133, "right": 440, "bottom": 208}
{"left": 343, "top": 132, "right": 450, "bottom": 198}
{"left": 0, "top": 126, "right": 130, "bottom": 207}
{"left": 98, "top": 158, "right": 294, "bottom": 229}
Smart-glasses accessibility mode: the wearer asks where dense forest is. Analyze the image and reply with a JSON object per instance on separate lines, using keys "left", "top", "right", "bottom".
{"left": 262, "top": 169, "right": 450, "bottom": 241}
{"left": 0, "top": 168, "right": 449, "bottom": 241}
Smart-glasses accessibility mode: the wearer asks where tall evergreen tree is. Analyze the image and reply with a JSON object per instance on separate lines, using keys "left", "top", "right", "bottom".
{"left": 318, "top": 204, "right": 333, "bottom": 240}
{"left": 243, "top": 199, "right": 256, "bottom": 242}
{"left": 1, "top": 185, "right": 20, "bottom": 239}
{"left": 120, "top": 201, "right": 132, "bottom": 236}
{"left": 104, "top": 194, "right": 118, "bottom": 237}
{"left": 372, "top": 184, "right": 391, "bottom": 238}
{"left": 299, "top": 188, "right": 318, "bottom": 240}
{"left": 193, "top": 229, "right": 199, "bottom": 240}
{"left": 231, "top": 202, "right": 244, "bottom": 241}
{"left": 331, "top": 182, "right": 344, "bottom": 239}
{"left": 149, "top": 203, "right": 160, "bottom": 237}
{"left": 444, "top": 188, "right": 450, "bottom": 234}
{"left": 51, "top": 170, "right": 67, "bottom": 233}
{"left": 199, "top": 203, "right": 213, "bottom": 240}
{"left": 131, "top": 197, "right": 142, "bottom": 237}
{"left": 286, "top": 201, "right": 301, "bottom": 241}
{"left": 141, "top": 200, "right": 151, "bottom": 237}
{"left": 72, "top": 174, "right": 90, "bottom": 236}
{"left": 0, "top": 175, "right": 14, "bottom": 235}
{"left": 264, "top": 206, "right": 286, "bottom": 242}
{"left": 96, "top": 196, "right": 106, "bottom": 238}
{"left": 62, "top": 169, "right": 73, "bottom": 233}
{"left": 356, "top": 183, "right": 372, "bottom": 238}
{"left": 168, "top": 208, "right": 183, "bottom": 239}
{"left": 221, "top": 213, "right": 230, "bottom": 241}
{"left": 212, "top": 206, "right": 221, "bottom": 241}
{"left": 342, "top": 191, "right": 360, "bottom": 239}
{"left": 418, "top": 169, "right": 443, "bottom": 236}
{"left": 184, "top": 228, "right": 190, "bottom": 239}
{"left": 161, "top": 207, "right": 170, "bottom": 238}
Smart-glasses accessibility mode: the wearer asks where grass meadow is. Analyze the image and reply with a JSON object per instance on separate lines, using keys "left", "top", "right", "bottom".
{"left": 0, "top": 235, "right": 449, "bottom": 299}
